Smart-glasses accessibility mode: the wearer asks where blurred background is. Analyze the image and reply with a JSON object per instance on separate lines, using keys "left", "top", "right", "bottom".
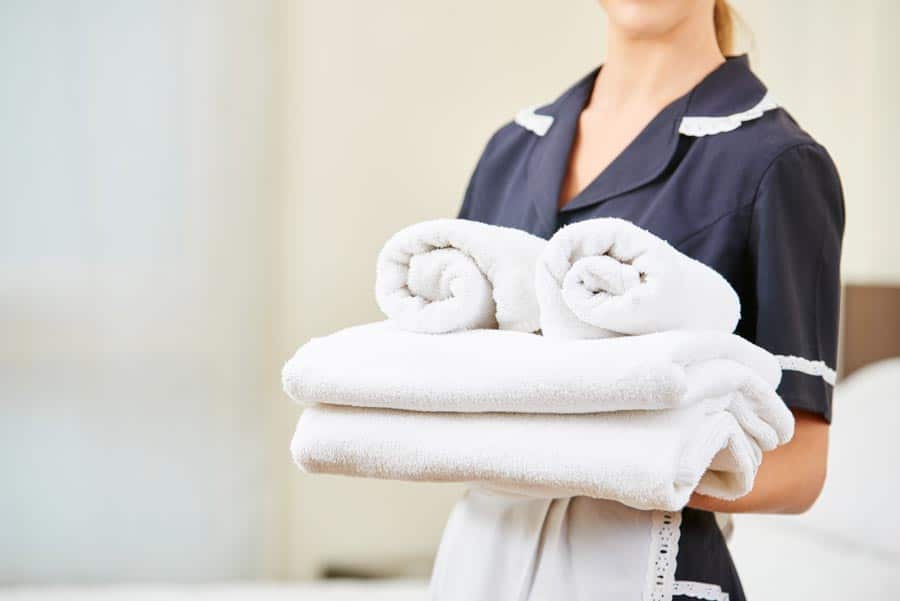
{"left": 2, "top": 0, "right": 898, "bottom": 598}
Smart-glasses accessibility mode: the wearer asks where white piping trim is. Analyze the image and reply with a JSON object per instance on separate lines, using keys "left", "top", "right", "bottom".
{"left": 645, "top": 510, "right": 682, "bottom": 601}
{"left": 679, "top": 92, "right": 778, "bottom": 137}
{"left": 672, "top": 580, "right": 730, "bottom": 601}
{"left": 776, "top": 354, "right": 837, "bottom": 386}
{"left": 514, "top": 105, "right": 554, "bottom": 136}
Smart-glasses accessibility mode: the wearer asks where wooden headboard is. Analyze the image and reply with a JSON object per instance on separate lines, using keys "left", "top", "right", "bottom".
{"left": 839, "top": 284, "right": 900, "bottom": 379}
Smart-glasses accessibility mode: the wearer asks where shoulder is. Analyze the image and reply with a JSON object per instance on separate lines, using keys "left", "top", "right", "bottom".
{"left": 730, "top": 110, "right": 845, "bottom": 259}
{"left": 477, "top": 118, "right": 534, "bottom": 165}
{"left": 670, "top": 103, "right": 844, "bottom": 259}
{"left": 476, "top": 95, "right": 560, "bottom": 167}
{"left": 746, "top": 111, "right": 843, "bottom": 230}
{"left": 696, "top": 107, "right": 842, "bottom": 208}
{"left": 464, "top": 105, "right": 545, "bottom": 207}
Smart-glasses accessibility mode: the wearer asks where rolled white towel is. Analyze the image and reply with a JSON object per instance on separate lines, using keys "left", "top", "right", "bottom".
{"left": 537, "top": 218, "right": 741, "bottom": 339}
{"left": 375, "top": 219, "right": 545, "bottom": 333}
{"left": 282, "top": 321, "right": 786, "bottom": 422}
{"left": 291, "top": 401, "right": 763, "bottom": 512}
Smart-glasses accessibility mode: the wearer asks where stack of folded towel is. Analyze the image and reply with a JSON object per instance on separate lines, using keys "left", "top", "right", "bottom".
{"left": 283, "top": 217, "right": 794, "bottom": 512}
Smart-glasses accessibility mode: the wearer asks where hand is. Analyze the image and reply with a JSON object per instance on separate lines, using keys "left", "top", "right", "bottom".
{"left": 688, "top": 409, "right": 829, "bottom": 514}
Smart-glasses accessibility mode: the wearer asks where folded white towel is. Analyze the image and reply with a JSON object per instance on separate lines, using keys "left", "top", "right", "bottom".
{"left": 537, "top": 218, "right": 741, "bottom": 339}
{"left": 375, "top": 219, "right": 546, "bottom": 333}
{"left": 282, "top": 321, "right": 784, "bottom": 420}
{"left": 291, "top": 401, "right": 762, "bottom": 511}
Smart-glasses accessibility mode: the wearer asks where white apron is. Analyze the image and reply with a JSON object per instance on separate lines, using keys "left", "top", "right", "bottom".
{"left": 429, "top": 487, "right": 681, "bottom": 601}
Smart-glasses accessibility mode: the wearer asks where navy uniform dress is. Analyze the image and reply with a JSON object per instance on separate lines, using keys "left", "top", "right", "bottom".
{"left": 457, "top": 55, "right": 845, "bottom": 600}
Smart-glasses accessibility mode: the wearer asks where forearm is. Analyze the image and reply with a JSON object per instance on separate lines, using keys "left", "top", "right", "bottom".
{"left": 687, "top": 410, "right": 830, "bottom": 514}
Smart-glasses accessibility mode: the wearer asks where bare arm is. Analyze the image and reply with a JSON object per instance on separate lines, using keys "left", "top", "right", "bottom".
{"left": 687, "top": 410, "right": 829, "bottom": 514}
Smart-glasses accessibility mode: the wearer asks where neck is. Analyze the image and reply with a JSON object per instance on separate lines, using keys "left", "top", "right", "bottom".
{"left": 593, "top": 13, "right": 725, "bottom": 111}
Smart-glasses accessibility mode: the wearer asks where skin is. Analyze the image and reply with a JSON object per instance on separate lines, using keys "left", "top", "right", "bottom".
{"left": 690, "top": 411, "right": 829, "bottom": 514}
{"left": 561, "top": 0, "right": 830, "bottom": 514}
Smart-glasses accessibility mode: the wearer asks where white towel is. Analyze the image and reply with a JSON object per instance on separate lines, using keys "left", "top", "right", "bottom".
{"left": 375, "top": 219, "right": 545, "bottom": 333}
{"left": 537, "top": 218, "right": 741, "bottom": 339}
{"left": 286, "top": 217, "right": 794, "bottom": 513}
{"left": 282, "top": 321, "right": 785, "bottom": 423}
{"left": 291, "top": 400, "right": 762, "bottom": 512}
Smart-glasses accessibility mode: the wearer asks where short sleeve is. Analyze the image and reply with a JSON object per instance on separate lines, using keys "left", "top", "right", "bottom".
{"left": 748, "top": 144, "right": 845, "bottom": 422}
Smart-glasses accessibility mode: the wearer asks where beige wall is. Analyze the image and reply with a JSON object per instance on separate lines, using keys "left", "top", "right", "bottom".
{"left": 276, "top": 0, "right": 900, "bottom": 578}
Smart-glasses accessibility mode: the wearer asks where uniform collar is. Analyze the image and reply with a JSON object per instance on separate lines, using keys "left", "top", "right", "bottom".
{"left": 520, "top": 55, "right": 771, "bottom": 228}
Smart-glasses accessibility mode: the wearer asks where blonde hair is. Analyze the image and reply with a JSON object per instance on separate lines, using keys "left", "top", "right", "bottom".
{"left": 713, "top": 0, "right": 735, "bottom": 55}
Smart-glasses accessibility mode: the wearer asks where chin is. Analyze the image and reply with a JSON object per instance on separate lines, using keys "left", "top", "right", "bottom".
{"left": 600, "top": 0, "right": 704, "bottom": 39}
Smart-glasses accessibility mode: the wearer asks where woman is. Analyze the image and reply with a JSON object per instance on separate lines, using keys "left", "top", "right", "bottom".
{"left": 439, "top": 0, "right": 844, "bottom": 599}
